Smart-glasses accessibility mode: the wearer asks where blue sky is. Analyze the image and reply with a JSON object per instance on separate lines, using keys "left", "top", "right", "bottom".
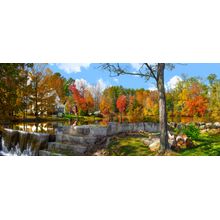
{"left": 49, "top": 63, "right": 220, "bottom": 90}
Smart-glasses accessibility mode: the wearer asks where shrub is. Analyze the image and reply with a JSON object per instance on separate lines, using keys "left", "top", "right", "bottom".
{"left": 182, "top": 124, "right": 200, "bottom": 140}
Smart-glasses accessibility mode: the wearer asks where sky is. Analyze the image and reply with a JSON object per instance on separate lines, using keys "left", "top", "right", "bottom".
{"left": 48, "top": 63, "right": 220, "bottom": 90}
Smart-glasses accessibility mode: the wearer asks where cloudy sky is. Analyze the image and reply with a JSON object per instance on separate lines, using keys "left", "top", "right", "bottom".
{"left": 49, "top": 63, "right": 220, "bottom": 90}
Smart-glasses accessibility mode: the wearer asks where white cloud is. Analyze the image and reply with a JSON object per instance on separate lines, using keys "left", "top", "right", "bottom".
{"left": 56, "top": 63, "right": 91, "bottom": 73}
{"left": 113, "top": 78, "right": 119, "bottom": 83}
{"left": 148, "top": 86, "right": 157, "bottom": 91}
{"left": 167, "top": 75, "right": 182, "bottom": 90}
{"left": 130, "top": 63, "right": 142, "bottom": 70}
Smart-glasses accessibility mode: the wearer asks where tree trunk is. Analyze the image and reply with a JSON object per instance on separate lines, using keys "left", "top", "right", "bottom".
{"left": 157, "top": 64, "right": 169, "bottom": 154}
{"left": 35, "top": 79, "right": 38, "bottom": 119}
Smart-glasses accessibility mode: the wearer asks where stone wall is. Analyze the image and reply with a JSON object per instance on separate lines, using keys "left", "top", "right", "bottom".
{"left": 168, "top": 122, "right": 220, "bottom": 130}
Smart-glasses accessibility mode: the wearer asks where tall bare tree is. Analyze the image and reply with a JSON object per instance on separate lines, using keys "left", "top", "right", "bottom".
{"left": 102, "top": 63, "right": 174, "bottom": 154}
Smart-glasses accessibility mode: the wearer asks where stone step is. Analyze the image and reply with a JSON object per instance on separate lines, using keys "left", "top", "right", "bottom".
{"left": 39, "top": 150, "right": 63, "bottom": 156}
{"left": 61, "top": 125, "right": 108, "bottom": 136}
{"left": 48, "top": 142, "right": 88, "bottom": 155}
{"left": 56, "top": 134, "right": 97, "bottom": 146}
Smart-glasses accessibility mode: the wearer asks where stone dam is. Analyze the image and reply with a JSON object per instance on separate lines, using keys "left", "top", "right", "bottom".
{"left": 1, "top": 122, "right": 219, "bottom": 156}
{"left": 0, "top": 122, "right": 160, "bottom": 156}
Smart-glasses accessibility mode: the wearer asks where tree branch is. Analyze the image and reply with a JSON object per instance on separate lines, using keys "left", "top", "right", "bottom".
{"left": 144, "top": 63, "right": 157, "bottom": 81}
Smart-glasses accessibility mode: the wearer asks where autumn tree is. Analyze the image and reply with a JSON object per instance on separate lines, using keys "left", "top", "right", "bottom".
{"left": 69, "top": 82, "right": 95, "bottom": 115}
{"left": 116, "top": 95, "right": 127, "bottom": 123}
{"left": 29, "top": 64, "right": 59, "bottom": 118}
{"left": 84, "top": 90, "right": 95, "bottom": 113}
{"left": 102, "top": 63, "right": 173, "bottom": 154}
{"left": 99, "top": 96, "right": 112, "bottom": 120}
{"left": 0, "top": 63, "right": 32, "bottom": 122}
{"left": 175, "top": 77, "right": 208, "bottom": 119}
{"left": 207, "top": 74, "right": 220, "bottom": 121}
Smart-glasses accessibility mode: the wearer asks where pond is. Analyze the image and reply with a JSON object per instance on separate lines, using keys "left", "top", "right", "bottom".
{"left": 3, "top": 119, "right": 104, "bottom": 134}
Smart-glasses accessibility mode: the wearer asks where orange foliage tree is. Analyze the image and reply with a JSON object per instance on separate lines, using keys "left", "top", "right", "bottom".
{"left": 116, "top": 95, "right": 127, "bottom": 123}
{"left": 99, "top": 96, "right": 112, "bottom": 120}
{"left": 185, "top": 82, "right": 208, "bottom": 117}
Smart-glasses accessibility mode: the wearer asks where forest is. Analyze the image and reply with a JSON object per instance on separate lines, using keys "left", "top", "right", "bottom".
{"left": 0, "top": 63, "right": 220, "bottom": 124}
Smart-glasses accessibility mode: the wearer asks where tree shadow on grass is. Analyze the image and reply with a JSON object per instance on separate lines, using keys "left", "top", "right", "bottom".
{"left": 180, "top": 133, "right": 220, "bottom": 156}
{"left": 107, "top": 134, "right": 155, "bottom": 156}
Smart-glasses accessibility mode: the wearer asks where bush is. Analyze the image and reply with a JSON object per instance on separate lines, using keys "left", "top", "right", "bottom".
{"left": 182, "top": 124, "right": 200, "bottom": 140}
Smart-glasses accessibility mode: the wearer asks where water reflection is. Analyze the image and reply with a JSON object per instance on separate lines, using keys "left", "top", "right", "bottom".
{"left": 3, "top": 119, "right": 104, "bottom": 134}
{"left": 4, "top": 121, "right": 70, "bottom": 134}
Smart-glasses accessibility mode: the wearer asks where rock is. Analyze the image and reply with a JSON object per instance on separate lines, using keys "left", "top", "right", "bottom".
{"left": 88, "top": 125, "right": 108, "bottom": 136}
{"left": 39, "top": 150, "right": 63, "bottom": 156}
{"left": 74, "top": 125, "right": 90, "bottom": 135}
{"left": 185, "top": 138, "right": 194, "bottom": 148}
{"left": 214, "top": 122, "right": 220, "bottom": 129}
{"left": 168, "top": 131, "right": 175, "bottom": 140}
{"left": 200, "top": 125, "right": 206, "bottom": 130}
{"left": 176, "top": 135, "right": 185, "bottom": 148}
{"left": 149, "top": 138, "right": 160, "bottom": 152}
{"left": 176, "top": 135, "right": 184, "bottom": 142}
{"left": 206, "top": 123, "right": 213, "bottom": 129}
{"left": 133, "top": 123, "right": 145, "bottom": 132}
{"left": 107, "top": 122, "right": 118, "bottom": 136}
{"left": 143, "top": 139, "right": 152, "bottom": 146}
{"left": 169, "top": 138, "right": 180, "bottom": 152}
{"left": 144, "top": 123, "right": 159, "bottom": 132}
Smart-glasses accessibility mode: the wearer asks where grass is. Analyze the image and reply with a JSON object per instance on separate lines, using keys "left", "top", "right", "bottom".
{"left": 179, "top": 131, "right": 220, "bottom": 156}
{"left": 106, "top": 133, "right": 156, "bottom": 156}
{"left": 105, "top": 130, "right": 220, "bottom": 156}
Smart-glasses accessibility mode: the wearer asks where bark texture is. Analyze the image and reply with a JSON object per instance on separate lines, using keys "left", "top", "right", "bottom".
{"left": 157, "top": 64, "right": 169, "bottom": 153}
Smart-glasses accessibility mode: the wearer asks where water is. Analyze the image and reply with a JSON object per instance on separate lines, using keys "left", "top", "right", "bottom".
{"left": 0, "top": 128, "right": 50, "bottom": 156}
{"left": 3, "top": 119, "right": 104, "bottom": 135}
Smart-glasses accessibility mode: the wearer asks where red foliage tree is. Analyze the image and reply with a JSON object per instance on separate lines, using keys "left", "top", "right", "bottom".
{"left": 69, "top": 84, "right": 87, "bottom": 113}
{"left": 116, "top": 95, "right": 127, "bottom": 123}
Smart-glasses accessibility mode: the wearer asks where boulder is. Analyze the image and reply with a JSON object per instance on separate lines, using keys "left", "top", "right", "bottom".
{"left": 185, "top": 137, "right": 194, "bottom": 148}
{"left": 176, "top": 135, "right": 185, "bottom": 148}
{"left": 148, "top": 138, "right": 160, "bottom": 152}
{"left": 206, "top": 123, "right": 213, "bottom": 129}
{"left": 169, "top": 138, "right": 180, "bottom": 152}
{"left": 143, "top": 138, "right": 152, "bottom": 146}
{"left": 214, "top": 122, "right": 220, "bottom": 129}
{"left": 199, "top": 125, "right": 206, "bottom": 130}
{"left": 74, "top": 125, "right": 90, "bottom": 135}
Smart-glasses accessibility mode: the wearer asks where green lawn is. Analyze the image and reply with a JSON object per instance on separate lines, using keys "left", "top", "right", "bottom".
{"left": 180, "top": 132, "right": 220, "bottom": 156}
{"left": 105, "top": 131, "right": 220, "bottom": 156}
{"left": 106, "top": 133, "right": 156, "bottom": 156}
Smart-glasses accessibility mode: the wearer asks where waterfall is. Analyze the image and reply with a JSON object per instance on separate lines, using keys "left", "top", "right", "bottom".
{"left": 0, "top": 129, "right": 49, "bottom": 156}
